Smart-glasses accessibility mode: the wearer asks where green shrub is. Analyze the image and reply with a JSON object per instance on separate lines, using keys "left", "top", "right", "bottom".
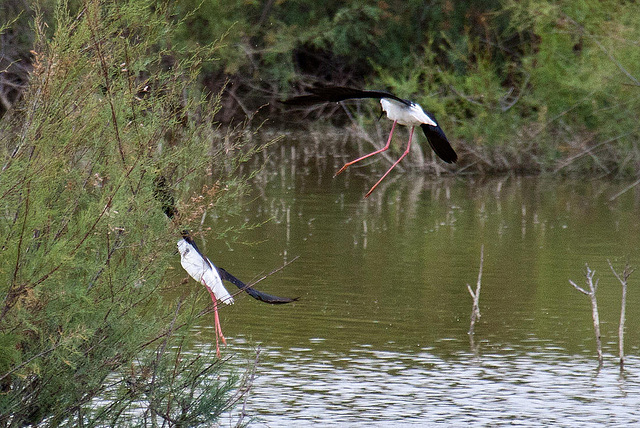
{"left": 0, "top": 1, "right": 257, "bottom": 425}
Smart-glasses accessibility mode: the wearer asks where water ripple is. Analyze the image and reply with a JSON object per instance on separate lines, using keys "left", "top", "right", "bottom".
{"left": 223, "top": 342, "right": 640, "bottom": 427}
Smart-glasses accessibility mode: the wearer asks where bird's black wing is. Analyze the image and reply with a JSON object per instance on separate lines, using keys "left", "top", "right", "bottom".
{"left": 281, "top": 86, "right": 410, "bottom": 106}
{"left": 216, "top": 267, "right": 299, "bottom": 304}
{"left": 421, "top": 124, "right": 457, "bottom": 163}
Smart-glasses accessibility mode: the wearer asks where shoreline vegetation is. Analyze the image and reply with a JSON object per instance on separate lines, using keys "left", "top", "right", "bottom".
{"left": 0, "top": 2, "right": 265, "bottom": 425}
{"left": 1, "top": 0, "right": 639, "bottom": 425}
{"left": 3, "top": 1, "right": 640, "bottom": 178}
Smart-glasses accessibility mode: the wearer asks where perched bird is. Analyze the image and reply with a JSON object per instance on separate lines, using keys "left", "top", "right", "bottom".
{"left": 281, "top": 86, "right": 457, "bottom": 197}
{"left": 177, "top": 231, "right": 297, "bottom": 356}
{"left": 155, "top": 177, "right": 297, "bottom": 356}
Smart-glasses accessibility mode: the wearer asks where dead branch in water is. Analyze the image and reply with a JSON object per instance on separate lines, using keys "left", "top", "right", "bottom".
{"left": 467, "top": 245, "right": 485, "bottom": 338}
{"left": 608, "top": 260, "right": 634, "bottom": 370}
{"left": 569, "top": 264, "right": 603, "bottom": 367}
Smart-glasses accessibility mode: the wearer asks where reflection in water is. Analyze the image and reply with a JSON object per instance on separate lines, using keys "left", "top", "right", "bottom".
{"left": 184, "top": 142, "right": 640, "bottom": 425}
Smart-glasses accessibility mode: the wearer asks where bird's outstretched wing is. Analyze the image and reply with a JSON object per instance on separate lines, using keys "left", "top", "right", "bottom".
{"left": 217, "top": 267, "right": 299, "bottom": 304}
{"left": 421, "top": 124, "right": 457, "bottom": 163}
{"left": 281, "top": 86, "right": 410, "bottom": 106}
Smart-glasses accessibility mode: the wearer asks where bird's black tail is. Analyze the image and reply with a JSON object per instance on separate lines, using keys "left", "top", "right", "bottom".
{"left": 421, "top": 124, "right": 457, "bottom": 164}
{"left": 216, "top": 267, "right": 299, "bottom": 304}
{"left": 181, "top": 230, "right": 298, "bottom": 304}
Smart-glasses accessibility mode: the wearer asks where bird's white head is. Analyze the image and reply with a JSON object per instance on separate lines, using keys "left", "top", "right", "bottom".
{"left": 177, "top": 239, "right": 189, "bottom": 257}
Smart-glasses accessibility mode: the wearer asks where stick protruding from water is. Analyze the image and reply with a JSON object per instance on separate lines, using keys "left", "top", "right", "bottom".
{"left": 608, "top": 260, "right": 634, "bottom": 370}
{"left": 569, "top": 264, "right": 603, "bottom": 367}
{"left": 467, "top": 244, "right": 484, "bottom": 338}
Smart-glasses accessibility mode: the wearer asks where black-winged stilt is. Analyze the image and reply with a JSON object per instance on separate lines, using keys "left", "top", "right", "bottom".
{"left": 282, "top": 86, "right": 457, "bottom": 197}
{"left": 177, "top": 231, "right": 297, "bottom": 356}
{"left": 155, "top": 176, "right": 297, "bottom": 355}
{"left": 155, "top": 166, "right": 297, "bottom": 356}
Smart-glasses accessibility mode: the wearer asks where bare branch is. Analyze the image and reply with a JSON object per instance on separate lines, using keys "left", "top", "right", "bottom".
{"left": 466, "top": 284, "right": 475, "bottom": 299}
{"left": 569, "top": 279, "right": 589, "bottom": 295}
{"left": 609, "top": 178, "right": 640, "bottom": 202}
{"left": 562, "top": 13, "right": 640, "bottom": 86}
{"left": 554, "top": 131, "right": 634, "bottom": 173}
{"left": 468, "top": 245, "right": 484, "bottom": 336}
{"left": 235, "top": 346, "right": 261, "bottom": 427}
{"left": 247, "top": 255, "right": 300, "bottom": 289}
{"left": 608, "top": 260, "right": 634, "bottom": 369}
{"left": 569, "top": 264, "right": 602, "bottom": 366}
{"left": 0, "top": 342, "right": 61, "bottom": 383}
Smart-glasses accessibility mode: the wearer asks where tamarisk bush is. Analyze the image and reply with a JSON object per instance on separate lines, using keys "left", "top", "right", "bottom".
{"left": 0, "top": 1, "right": 264, "bottom": 425}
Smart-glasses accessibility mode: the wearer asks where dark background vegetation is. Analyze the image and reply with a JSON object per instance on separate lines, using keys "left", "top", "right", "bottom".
{"left": 3, "top": 0, "right": 639, "bottom": 174}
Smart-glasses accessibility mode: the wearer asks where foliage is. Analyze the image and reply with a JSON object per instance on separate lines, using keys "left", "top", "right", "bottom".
{"left": 169, "top": 1, "right": 507, "bottom": 108}
{"left": 0, "top": 0, "right": 259, "bottom": 425}
{"left": 370, "top": 0, "right": 640, "bottom": 173}
{"left": 169, "top": 0, "right": 640, "bottom": 174}
{"left": 3, "top": 0, "right": 640, "bottom": 174}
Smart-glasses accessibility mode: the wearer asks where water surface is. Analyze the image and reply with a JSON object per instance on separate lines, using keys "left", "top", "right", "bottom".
{"left": 187, "top": 146, "right": 640, "bottom": 426}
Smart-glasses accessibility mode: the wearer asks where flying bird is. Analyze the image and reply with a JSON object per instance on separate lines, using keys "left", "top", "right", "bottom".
{"left": 177, "top": 232, "right": 297, "bottom": 356}
{"left": 281, "top": 86, "right": 457, "bottom": 197}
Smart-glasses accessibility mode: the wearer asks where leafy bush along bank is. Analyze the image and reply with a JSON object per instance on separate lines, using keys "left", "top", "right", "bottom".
{"left": 2, "top": 0, "right": 640, "bottom": 173}
{"left": 0, "top": 1, "right": 260, "bottom": 425}
{"left": 174, "top": 0, "right": 640, "bottom": 174}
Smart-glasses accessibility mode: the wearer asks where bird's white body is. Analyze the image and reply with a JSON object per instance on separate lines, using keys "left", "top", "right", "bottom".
{"left": 380, "top": 98, "right": 437, "bottom": 127}
{"left": 177, "top": 239, "right": 234, "bottom": 305}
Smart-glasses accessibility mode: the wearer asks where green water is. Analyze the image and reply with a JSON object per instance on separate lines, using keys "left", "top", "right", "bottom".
{"left": 183, "top": 149, "right": 640, "bottom": 425}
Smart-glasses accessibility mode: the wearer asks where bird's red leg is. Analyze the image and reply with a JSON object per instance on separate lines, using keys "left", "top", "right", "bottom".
{"left": 208, "top": 289, "right": 226, "bottom": 357}
{"left": 335, "top": 120, "right": 397, "bottom": 176}
{"left": 364, "top": 126, "right": 415, "bottom": 198}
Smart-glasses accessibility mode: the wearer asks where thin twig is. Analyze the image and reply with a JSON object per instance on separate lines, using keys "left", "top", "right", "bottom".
{"left": 569, "top": 264, "right": 603, "bottom": 367}
{"left": 87, "top": 5, "right": 126, "bottom": 166}
{"left": 449, "top": 84, "right": 484, "bottom": 107}
{"left": 0, "top": 181, "right": 31, "bottom": 322}
{"left": 0, "top": 342, "right": 62, "bottom": 383}
{"left": 235, "top": 346, "right": 261, "bottom": 427}
{"left": 608, "top": 177, "right": 640, "bottom": 202}
{"left": 563, "top": 13, "right": 640, "bottom": 87}
{"left": 554, "top": 131, "right": 634, "bottom": 173}
{"left": 608, "top": 260, "right": 634, "bottom": 369}
{"left": 467, "top": 245, "right": 484, "bottom": 336}
{"left": 244, "top": 255, "right": 300, "bottom": 289}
